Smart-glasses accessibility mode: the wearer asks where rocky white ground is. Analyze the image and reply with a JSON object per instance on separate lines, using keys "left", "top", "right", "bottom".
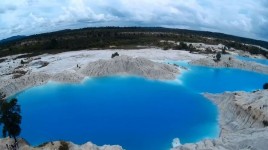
{"left": 0, "top": 49, "right": 206, "bottom": 97}
{"left": 0, "top": 55, "right": 180, "bottom": 98}
{"left": 173, "top": 90, "right": 268, "bottom": 150}
{"left": 0, "top": 138, "right": 123, "bottom": 150}
{"left": 0, "top": 49, "right": 203, "bottom": 81}
{"left": 191, "top": 55, "right": 268, "bottom": 74}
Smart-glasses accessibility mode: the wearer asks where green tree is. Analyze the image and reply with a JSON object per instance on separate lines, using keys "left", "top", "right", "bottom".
{"left": 216, "top": 52, "right": 221, "bottom": 61}
{"left": 0, "top": 98, "right": 22, "bottom": 141}
{"left": 188, "top": 44, "right": 196, "bottom": 53}
{"left": 222, "top": 46, "right": 227, "bottom": 54}
{"left": 46, "top": 39, "right": 58, "bottom": 49}
{"left": 179, "top": 42, "right": 188, "bottom": 49}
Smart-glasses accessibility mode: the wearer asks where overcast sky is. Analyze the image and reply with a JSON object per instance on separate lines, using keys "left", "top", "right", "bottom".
{"left": 0, "top": 0, "right": 268, "bottom": 41}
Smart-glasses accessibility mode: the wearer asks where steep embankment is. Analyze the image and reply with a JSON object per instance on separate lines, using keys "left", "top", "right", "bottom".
{"left": 79, "top": 55, "right": 179, "bottom": 80}
{"left": 205, "top": 90, "right": 268, "bottom": 132}
{"left": 173, "top": 90, "right": 268, "bottom": 150}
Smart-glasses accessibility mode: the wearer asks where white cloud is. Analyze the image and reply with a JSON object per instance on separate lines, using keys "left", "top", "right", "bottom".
{"left": 0, "top": 0, "right": 267, "bottom": 41}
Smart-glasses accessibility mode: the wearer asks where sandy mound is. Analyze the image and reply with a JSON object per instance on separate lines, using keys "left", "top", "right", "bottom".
{"left": 79, "top": 55, "right": 179, "bottom": 80}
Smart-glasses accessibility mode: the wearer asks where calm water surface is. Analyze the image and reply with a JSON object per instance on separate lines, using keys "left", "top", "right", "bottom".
{"left": 8, "top": 62, "right": 268, "bottom": 150}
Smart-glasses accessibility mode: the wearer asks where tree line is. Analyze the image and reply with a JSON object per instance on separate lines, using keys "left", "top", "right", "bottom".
{"left": 0, "top": 27, "right": 267, "bottom": 58}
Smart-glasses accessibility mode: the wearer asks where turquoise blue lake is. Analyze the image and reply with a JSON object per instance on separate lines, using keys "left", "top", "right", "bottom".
{"left": 170, "top": 61, "right": 268, "bottom": 93}
{"left": 6, "top": 62, "right": 268, "bottom": 150}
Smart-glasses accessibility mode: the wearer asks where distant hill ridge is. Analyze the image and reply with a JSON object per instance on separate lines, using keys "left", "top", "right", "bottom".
{"left": 0, "top": 27, "right": 268, "bottom": 58}
{"left": 2, "top": 27, "right": 267, "bottom": 48}
{"left": 0, "top": 35, "right": 27, "bottom": 44}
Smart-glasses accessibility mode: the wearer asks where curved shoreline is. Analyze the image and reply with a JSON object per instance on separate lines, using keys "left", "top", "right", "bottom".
{"left": 172, "top": 90, "right": 268, "bottom": 150}
{"left": 1, "top": 49, "right": 268, "bottom": 150}
{"left": 0, "top": 55, "right": 179, "bottom": 98}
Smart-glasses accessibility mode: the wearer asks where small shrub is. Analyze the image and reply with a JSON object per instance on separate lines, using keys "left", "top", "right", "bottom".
{"left": 172, "top": 45, "right": 181, "bottom": 50}
{"left": 59, "top": 141, "right": 69, "bottom": 150}
{"left": 0, "top": 92, "right": 6, "bottom": 100}
{"left": 205, "top": 48, "right": 213, "bottom": 54}
{"left": 216, "top": 52, "right": 221, "bottom": 61}
{"left": 163, "top": 46, "right": 169, "bottom": 50}
{"left": 263, "top": 83, "right": 268, "bottom": 89}
{"left": 263, "top": 120, "right": 268, "bottom": 127}
{"left": 111, "top": 52, "right": 119, "bottom": 58}
{"left": 179, "top": 42, "right": 188, "bottom": 49}
{"left": 222, "top": 47, "right": 227, "bottom": 54}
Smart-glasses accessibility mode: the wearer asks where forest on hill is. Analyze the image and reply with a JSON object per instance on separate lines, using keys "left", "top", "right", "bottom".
{"left": 0, "top": 27, "right": 267, "bottom": 58}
